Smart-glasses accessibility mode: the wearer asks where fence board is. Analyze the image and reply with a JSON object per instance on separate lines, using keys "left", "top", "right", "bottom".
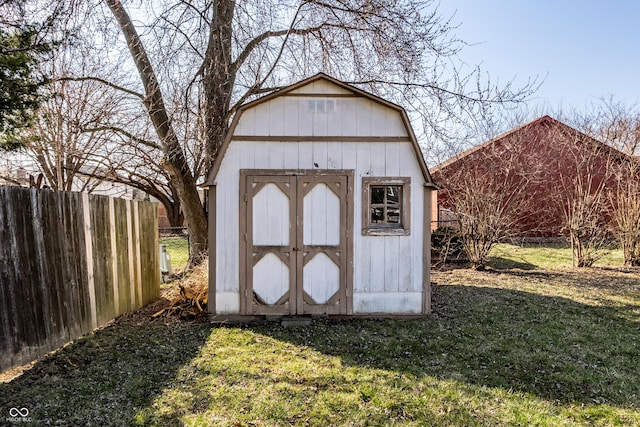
{"left": 138, "top": 201, "right": 159, "bottom": 305}
{"left": 91, "top": 195, "right": 114, "bottom": 326}
{"left": 42, "top": 189, "right": 71, "bottom": 345}
{"left": 82, "top": 192, "right": 98, "bottom": 330}
{"left": 9, "top": 188, "right": 40, "bottom": 363}
{"left": 0, "top": 186, "right": 159, "bottom": 372}
{"left": 114, "top": 198, "right": 132, "bottom": 315}
{"left": 0, "top": 188, "right": 12, "bottom": 359}
{"left": 2, "top": 187, "right": 21, "bottom": 366}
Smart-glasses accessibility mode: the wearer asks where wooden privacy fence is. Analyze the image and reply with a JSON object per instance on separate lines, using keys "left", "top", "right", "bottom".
{"left": 0, "top": 186, "right": 160, "bottom": 372}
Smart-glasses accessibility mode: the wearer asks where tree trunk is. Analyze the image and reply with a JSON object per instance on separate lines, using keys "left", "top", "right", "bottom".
{"left": 166, "top": 204, "right": 184, "bottom": 228}
{"left": 165, "top": 183, "right": 184, "bottom": 228}
{"left": 105, "top": 0, "right": 208, "bottom": 265}
{"left": 152, "top": 189, "right": 184, "bottom": 229}
{"left": 202, "top": 0, "right": 235, "bottom": 169}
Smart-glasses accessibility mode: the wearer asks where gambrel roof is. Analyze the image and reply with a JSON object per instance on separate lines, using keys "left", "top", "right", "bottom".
{"left": 206, "top": 73, "right": 435, "bottom": 187}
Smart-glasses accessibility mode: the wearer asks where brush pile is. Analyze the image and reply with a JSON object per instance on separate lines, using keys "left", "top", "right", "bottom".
{"left": 152, "top": 261, "right": 208, "bottom": 321}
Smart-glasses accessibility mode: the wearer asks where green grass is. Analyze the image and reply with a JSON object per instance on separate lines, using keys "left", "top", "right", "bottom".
{"left": 160, "top": 236, "right": 190, "bottom": 272}
{"left": 1, "top": 246, "right": 639, "bottom": 426}
{"left": 490, "top": 242, "right": 625, "bottom": 270}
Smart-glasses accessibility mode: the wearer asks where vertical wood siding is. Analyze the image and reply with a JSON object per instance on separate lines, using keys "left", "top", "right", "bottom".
{"left": 0, "top": 187, "right": 159, "bottom": 372}
{"left": 234, "top": 96, "right": 406, "bottom": 138}
{"left": 215, "top": 139, "right": 425, "bottom": 315}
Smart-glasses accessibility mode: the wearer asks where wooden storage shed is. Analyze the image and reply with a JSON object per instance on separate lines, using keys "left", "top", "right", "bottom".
{"left": 206, "top": 73, "right": 436, "bottom": 318}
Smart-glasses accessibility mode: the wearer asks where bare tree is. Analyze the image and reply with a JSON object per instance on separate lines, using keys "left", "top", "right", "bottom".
{"left": 563, "top": 102, "right": 640, "bottom": 267}
{"left": 86, "top": 137, "right": 188, "bottom": 228}
{"left": 77, "top": 85, "right": 207, "bottom": 228}
{"left": 610, "top": 159, "right": 640, "bottom": 266}
{"left": 546, "top": 125, "right": 621, "bottom": 267}
{"left": 99, "top": 0, "right": 207, "bottom": 265}
{"left": 441, "top": 174, "right": 524, "bottom": 270}
{"left": 8, "top": 1, "right": 206, "bottom": 232}
{"left": 40, "top": 0, "right": 539, "bottom": 266}
{"left": 572, "top": 97, "right": 640, "bottom": 157}
{"left": 434, "top": 130, "right": 545, "bottom": 270}
{"left": 560, "top": 174, "right": 610, "bottom": 268}
{"left": 22, "top": 76, "right": 121, "bottom": 191}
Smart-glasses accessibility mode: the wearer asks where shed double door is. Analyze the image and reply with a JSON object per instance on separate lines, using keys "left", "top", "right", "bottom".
{"left": 240, "top": 170, "right": 353, "bottom": 315}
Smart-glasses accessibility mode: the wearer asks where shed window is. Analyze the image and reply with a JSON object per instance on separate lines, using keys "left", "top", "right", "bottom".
{"left": 370, "top": 186, "right": 402, "bottom": 224}
{"left": 362, "top": 177, "right": 410, "bottom": 236}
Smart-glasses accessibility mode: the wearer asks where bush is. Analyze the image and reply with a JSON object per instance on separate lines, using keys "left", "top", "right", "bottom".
{"left": 432, "top": 226, "right": 465, "bottom": 261}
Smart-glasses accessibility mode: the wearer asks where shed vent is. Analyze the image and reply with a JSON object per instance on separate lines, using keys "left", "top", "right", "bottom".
{"left": 307, "top": 98, "right": 336, "bottom": 114}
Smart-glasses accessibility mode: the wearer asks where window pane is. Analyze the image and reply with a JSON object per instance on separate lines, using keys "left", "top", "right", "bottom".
{"left": 387, "top": 208, "right": 400, "bottom": 223}
{"left": 371, "top": 187, "right": 385, "bottom": 204}
{"left": 371, "top": 207, "right": 384, "bottom": 223}
{"left": 387, "top": 186, "right": 400, "bottom": 206}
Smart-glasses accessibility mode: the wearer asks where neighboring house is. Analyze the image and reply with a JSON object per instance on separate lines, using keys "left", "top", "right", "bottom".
{"left": 0, "top": 165, "right": 29, "bottom": 187}
{"left": 158, "top": 188, "right": 209, "bottom": 229}
{"left": 0, "top": 158, "right": 147, "bottom": 201}
{"left": 81, "top": 179, "right": 147, "bottom": 201}
{"left": 432, "top": 115, "right": 634, "bottom": 238}
{"left": 206, "top": 73, "right": 437, "bottom": 318}
{"left": 157, "top": 204, "right": 173, "bottom": 229}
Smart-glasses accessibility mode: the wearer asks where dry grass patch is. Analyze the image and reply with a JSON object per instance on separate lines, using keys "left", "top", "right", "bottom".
{"left": 154, "top": 261, "right": 209, "bottom": 321}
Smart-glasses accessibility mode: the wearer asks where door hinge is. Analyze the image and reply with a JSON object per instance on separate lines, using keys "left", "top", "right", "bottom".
{"left": 244, "top": 193, "right": 248, "bottom": 202}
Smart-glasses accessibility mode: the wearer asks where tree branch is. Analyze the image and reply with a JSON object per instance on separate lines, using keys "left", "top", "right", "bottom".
{"left": 54, "top": 76, "right": 145, "bottom": 100}
{"left": 344, "top": 78, "right": 535, "bottom": 105}
{"left": 233, "top": 24, "right": 327, "bottom": 71}
{"left": 230, "top": 3, "right": 321, "bottom": 114}
{"left": 81, "top": 125, "right": 161, "bottom": 150}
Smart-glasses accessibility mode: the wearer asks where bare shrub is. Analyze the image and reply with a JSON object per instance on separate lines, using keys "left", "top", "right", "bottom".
{"left": 436, "top": 138, "right": 543, "bottom": 270}
{"left": 611, "top": 161, "right": 640, "bottom": 266}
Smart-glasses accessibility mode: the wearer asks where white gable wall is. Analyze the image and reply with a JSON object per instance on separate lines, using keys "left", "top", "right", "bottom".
{"left": 234, "top": 83, "right": 407, "bottom": 138}
{"left": 213, "top": 79, "right": 428, "bottom": 315}
{"left": 289, "top": 80, "right": 353, "bottom": 95}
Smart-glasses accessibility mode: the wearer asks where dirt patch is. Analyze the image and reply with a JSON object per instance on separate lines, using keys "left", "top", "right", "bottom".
{"left": 0, "top": 360, "right": 37, "bottom": 383}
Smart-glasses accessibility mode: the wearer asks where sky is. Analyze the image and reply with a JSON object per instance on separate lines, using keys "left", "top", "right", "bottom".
{"left": 438, "top": 1, "right": 640, "bottom": 114}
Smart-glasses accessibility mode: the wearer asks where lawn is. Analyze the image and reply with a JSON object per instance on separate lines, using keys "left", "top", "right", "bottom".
{"left": 489, "top": 242, "right": 625, "bottom": 270}
{"left": 1, "top": 245, "right": 639, "bottom": 426}
{"left": 160, "top": 236, "right": 190, "bottom": 272}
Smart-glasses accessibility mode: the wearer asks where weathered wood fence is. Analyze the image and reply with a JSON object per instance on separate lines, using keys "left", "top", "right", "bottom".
{"left": 0, "top": 186, "right": 160, "bottom": 372}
